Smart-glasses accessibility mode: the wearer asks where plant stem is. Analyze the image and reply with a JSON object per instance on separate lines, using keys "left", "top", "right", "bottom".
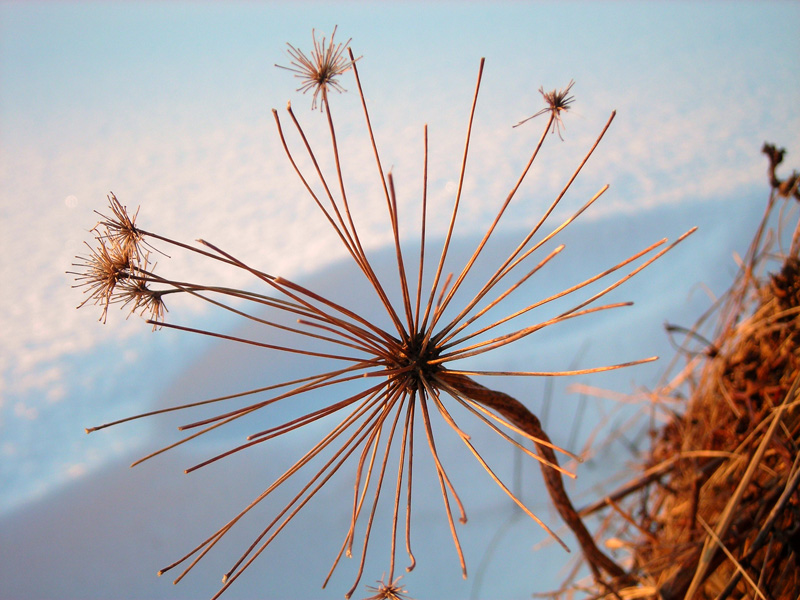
{"left": 442, "top": 373, "right": 627, "bottom": 581}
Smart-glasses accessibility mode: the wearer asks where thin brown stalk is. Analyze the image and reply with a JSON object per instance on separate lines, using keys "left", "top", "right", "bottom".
{"left": 417, "top": 389, "right": 468, "bottom": 578}
{"left": 442, "top": 374, "right": 626, "bottom": 580}
{"left": 438, "top": 302, "right": 635, "bottom": 363}
{"left": 413, "top": 126, "right": 429, "bottom": 332}
{"left": 428, "top": 386, "right": 569, "bottom": 552}
{"left": 443, "top": 238, "right": 669, "bottom": 350}
{"left": 431, "top": 111, "right": 555, "bottom": 323}
{"left": 435, "top": 112, "right": 617, "bottom": 343}
{"left": 420, "top": 58, "right": 485, "bottom": 338}
{"left": 388, "top": 399, "right": 414, "bottom": 581}
{"left": 344, "top": 395, "right": 407, "bottom": 599}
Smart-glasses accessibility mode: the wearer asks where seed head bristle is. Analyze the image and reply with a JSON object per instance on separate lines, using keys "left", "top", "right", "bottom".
{"left": 276, "top": 25, "right": 360, "bottom": 111}
{"left": 93, "top": 192, "right": 147, "bottom": 262}
{"left": 363, "top": 575, "right": 412, "bottom": 600}
{"left": 514, "top": 79, "right": 576, "bottom": 139}
{"left": 71, "top": 238, "right": 133, "bottom": 322}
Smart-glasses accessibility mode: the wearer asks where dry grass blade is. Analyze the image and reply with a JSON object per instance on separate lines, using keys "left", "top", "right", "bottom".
{"left": 569, "top": 145, "right": 799, "bottom": 600}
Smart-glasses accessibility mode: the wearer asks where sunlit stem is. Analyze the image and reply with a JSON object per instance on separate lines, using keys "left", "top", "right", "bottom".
{"left": 560, "top": 226, "right": 698, "bottom": 318}
{"left": 184, "top": 381, "right": 394, "bottom": 474}
{"left": 272, "top": 107, "right": 361, "bottom": 262}
{"left": 386, "top": 172, "right": 415, "bottom": 333}
{"left": 344, "top": 393, "right": 407, "bottom": 599}
{"left": 197, "top": 237, "right": 397, "bottom": 347}
{"left": 441, "top": 382, "right": 577, "bottom": 478}
{"left": 87, "top": 363, "right": 375, "bottom": 433}
{"left": 429, "top": 388, "right": 569, "bottom": 552}
{"left": 345, "top": 395, "right": 394, "bottom": 560}
{"left": 444, "top": 374, "right": 626, "bottom": 578}
{"left": 432, "top": 110, "right": 555, "bottom": 325}
{"left": 459, "top": 394, "right": 581, "bottom": 463}
{"left": 133, "top": 368, "right": 385, "bottom": 468}
{"left": 420, "top": 57, "right": 485, "bottom": 340}
{"left": 160, "top": 386, "right": 388, "bottom": 585}
{"left": 389, "top": 395, "right": 415, "bottom": 581}
{"left": 438, "top": 302, "right": 635, "bottom": 363}
{"left": 439, "top": 244, "right": 565, "bottom": 349}
{"left": 137, "top": 268, "right": 383, "bottom": 355}
{"left": 212, "top": 383, "right": 397, "bottom": 588}
{"left": 439, "top": 184, "right": 610, "bottom": 346}
{"left": 343, "top": 49, "right": 411, "bottom": 337}
{"left": 182, "top": 367, "right": 379, "bottom": 432}
{"left": 215, "top": 393, "right": 397, "bottom": 599}
{"left": 321, "top": 93, "right": 362, "bottom": 257}
{"left": 414, "top": 125, "right": 429, "bottom": 333}
{"left": 297, "top": 318, "right": 392, "bottom": 359}
{"left": 444, "top": 236, "right": 669, "bottom": 350}
{"left": 152, "top": 319, "right": 369, "bottom": 364}
{"left": 435, "top": 112, "right": 617, "bottom": 344}
{"left": 403, "top": 398, "right": 417, "bottom": 572}
{"left": 445, "top": 356, "right": 658, "bottom": 378}
{"left": 417, "top": 387, "right": 468, "bottom": 579}
{"left": 320, "top": 97, "right": 406, "bottom": 338}
{"left": 322, "top": 389, "right": 404, "bottom": 587}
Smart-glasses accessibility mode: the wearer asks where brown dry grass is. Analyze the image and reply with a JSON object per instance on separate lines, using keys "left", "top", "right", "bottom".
{"left": 575, "top": 145, "right": 799, "bottom": 600}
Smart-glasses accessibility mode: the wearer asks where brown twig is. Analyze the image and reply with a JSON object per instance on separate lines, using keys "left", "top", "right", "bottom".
{"left": 442, "top": 373, "right": 627, "bottom": 582}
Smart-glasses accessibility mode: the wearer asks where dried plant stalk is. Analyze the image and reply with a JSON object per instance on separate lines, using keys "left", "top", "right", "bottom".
{"left": 573, "top": 145, "right": 799, "bottom": 600}
{"left": 72, "top": 29, "right": 694, "bottom": 599}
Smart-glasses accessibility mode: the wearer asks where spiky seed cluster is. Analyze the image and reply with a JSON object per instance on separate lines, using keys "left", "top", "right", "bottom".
{"left": 275, "top": 25, "right": 359, "bottom": 111}
{"left": 76, "top": 30, "right": 695, "bottom": 600}
{"left": 364, "top": 576, "right": 412, "bottom": 600}
{"left": 71, "top": 193, "right": 166, "bottom": 327}
{"left": 514, "top": 79, "right": 576, "bottom": 139}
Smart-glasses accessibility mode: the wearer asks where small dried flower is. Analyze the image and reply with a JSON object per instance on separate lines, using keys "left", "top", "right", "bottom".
{"left": 514, "top": 79, "right": 576, "bottom": 139}
{"left": 275, "top": 26, "right": 359, "bottom": 111}
{"left": 363, "top": 576, "right": 412, "bottom": 600}
{"left": 72, "top": 194, "right": 173, "bottom": 327}
{"left": 93, "top": 192, "right": 147, "bottom": 262}
{"left": 71, "top": 238, "right": 133, "bottom": 322}
{"left": 116, "top": 277, "right": 168, "bottom": 328}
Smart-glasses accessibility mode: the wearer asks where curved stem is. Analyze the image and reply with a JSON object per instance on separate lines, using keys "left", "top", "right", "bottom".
{"left": 441, "top": 373, "right": 626, "bottom": 581}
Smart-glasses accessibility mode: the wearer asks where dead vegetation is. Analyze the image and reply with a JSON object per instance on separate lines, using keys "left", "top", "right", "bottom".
{"left": 576, "top": 144, "right": 799, "bottom": 599}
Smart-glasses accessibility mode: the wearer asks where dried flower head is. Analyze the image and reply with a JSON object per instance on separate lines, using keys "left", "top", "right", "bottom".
{"left": 363, "top": 575, "right": 412, "bottom": 600}
{"left": 72, "top": 194, "right": 174, "bottom": 326}
{"left": 77, "top": 34, "right": 695, "bottom": 600}
{"left": 276, "top": 26, "right": 359, "bottom": 111}
{"left": 116, "top": 277, "right": 168, "bottom": 327}
{"left": 93, "top": 192, "right": 147, "bottom": 262}
{"left": 514, "top": 79, "right": 576, "bottom": 140}
{"left": 71, "top": 238, "right": 134, "bottom": 322}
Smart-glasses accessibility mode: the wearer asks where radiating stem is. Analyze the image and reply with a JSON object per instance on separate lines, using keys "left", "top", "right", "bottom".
{"left": 420, "top": 57, "right": 485, "bottom": 339}
{"left": 442, "top": 373, "right": 627, "bottom": 580}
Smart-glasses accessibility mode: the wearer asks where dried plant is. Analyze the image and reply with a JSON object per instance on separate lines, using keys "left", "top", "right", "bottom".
{"left": 363, "top": 575, "right": 412, "bottom": 600}
{"left": 73, "top": 29, "right": 695, "bottom": 599}
{"left": 572, "top": 147, "right": 799, "bottom": 599}
{"left": 275, "top": 25, "right": 359, "bottom": 111}
{"left": 514, "top": 79, "right": 576, "bottom": 139}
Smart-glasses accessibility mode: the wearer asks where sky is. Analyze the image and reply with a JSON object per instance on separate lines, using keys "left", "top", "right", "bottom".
{"left": 1, "top": 2, "right": 799, "bottom": 599}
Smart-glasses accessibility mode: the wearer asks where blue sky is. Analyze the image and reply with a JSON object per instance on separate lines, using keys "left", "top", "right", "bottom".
{"left": 1, "top": 2, "right": 799, "bottom": 599}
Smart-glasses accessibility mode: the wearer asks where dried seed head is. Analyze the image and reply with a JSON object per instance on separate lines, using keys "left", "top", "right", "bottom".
{"left": 363, "top": 576, "right": 412, "bottom": 600}
{"left": 116, "top": 278, "right": 168, "bottom": 328}
{"left": 276, "top": 26, "right": 359, "bottom": 111}
{"left": 94, "top": 193, "right": 146, "bottom": 263}
{"left": 71, "top": 238, "right": 134, "bottom": 323}
{"left": 514, "top": 79, "right": 576, "bottom": 139}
